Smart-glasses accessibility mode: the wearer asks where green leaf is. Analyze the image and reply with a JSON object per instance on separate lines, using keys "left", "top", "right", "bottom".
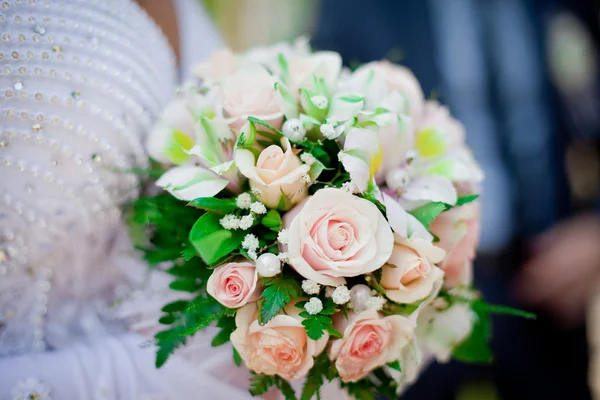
{"left": 181, "top": 246, "right": 197, "bottom": 261}
{"left": 155, "top": 333, "right": 186, "bottom": 368}
{"left": 387, "top": 360, "right": 402, "bottom": 371}
{"left": 249, "top": 374, "right": 275, "bottom": 397}
{"left": 247, "top": 116, "right": 283, "bottom": 136}
{"left": 473, "top": 299, "right": 536, "bottom": 320}
{"left": 274, "top": 376, "right": 296, "bottom": 400}
{"left": 182, "top": 296, "right": 226, "bottom": 336}
{"left": 409, "top": 201, "right": 450, "bottom": 229}
{"left": 456, "top": 194, "right": 479, "bottom": 206}
{"left": 277, "top": 52, "right": 290, "bottom": 84}
{"left": 258, "top": 274, "right": 303, "bottom": 325}
{"left": 189, "top": 212, "right": 245, "bottom": 266}
{"left": 339, "top": 94, "right": 364, "bottom": 103}
{"left": 452, "top": 303, "right": 493, "bottom": 363}
{"left": 169, "top": 279, "right": 200, "bottom": 292}
{"left": 159, "top": 314, "right": 176, "bottom": 325}
{"left": 300, "top": 314, "right": 342, "bottom": 340}
{"left": 161, "top": 300, "right": 190, "bottom": 313}
{"left": 212, "top": 315, "right": 236, "bottom": 347}
{"left": 233, "top": 347, "right": 242, "bottom": 367}
{"left": 188, "top": 197, "right": 238, "bottom": 214}
{"left": 262, "top": 209, "right": 283, "bottom": 231}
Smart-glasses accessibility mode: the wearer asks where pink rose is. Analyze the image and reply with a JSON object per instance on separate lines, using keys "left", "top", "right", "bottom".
{"left": 230, "top": 301, "right": 328, "bottom": 380}
{"left": 284, "top": 188, "right": 394, "bottom": 286}
{"left": 221, "top": 64, "right": 283, "bottom": 130}
{"left": 381, "top": 237, "right": 445, "bottom": 304}
{"left": 235, "top": 137, "right": 310, "bottom": 209}
{"left": 207, "top": 261, "right": 262, "bottom": 308}
{"left": 329, "top": 310, "right": 414, "bottom": 382}
{"left": 430, "top": 202, "right": 480, "bottom": 288}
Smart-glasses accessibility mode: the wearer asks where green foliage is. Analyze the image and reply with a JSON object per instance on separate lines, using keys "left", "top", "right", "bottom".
{"left": 211, "top": 315, "right": 236, "bottom": 347}
{"left": 188, "top": 197, "right": 238, "bottom": 214}
{"left": 387, "top": 360, "right": 401, "bottom": 371}
{"left": 258, "top": 273, "right": 303, "bottom": 325}
{"left": 247, "top": 116, "right": 283, "bottom": 137}
{"left": 301, "top": 354, "right": 338, "bottom": 400}
{"left": 189, "top": 212, "right": 245, "bottom": 266}
{"left": 452, "top": 302, "right": 493, "bottom": 364}
{"left": 409, "top": 201, "right": 450, "bottom": 229}
{"left": 249, "top": 374, "right": 275, "bottom": 397}
{"left": 296, "top": 299, "right": 342, "bottom": 341}
{"left": 262, "top": 209, "right": 283, "bottom": 231}
{"left": 456, "top": 194, "right": 479, "bottom": 206}
{"left": 233, "top": 347, "right": 242, "bottom": 367}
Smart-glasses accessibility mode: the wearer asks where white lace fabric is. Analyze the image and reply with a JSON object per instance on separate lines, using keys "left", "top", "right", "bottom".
{"left": 0, "top": 0, "right": 176, "bottom": 356}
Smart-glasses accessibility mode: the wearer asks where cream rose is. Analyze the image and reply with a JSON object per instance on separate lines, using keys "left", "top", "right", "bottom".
{"left": 235, "top": 137, "right": 310, "bottom": 209}
{"left": 221, "top": 64, "right": 283, "bottom": 130}
{"left": 329, "top": 310, "right": 414, "bottom": 382}
{"left": 284, "top": 188, "right": 394, "bottom": 286}
{"left": 351, "top": 61, "right": 424, "bottom": 116}
{"left": 430, "top": 202, "right": 480, "bottom": 288}
{"left": 206, "top": 261, "right": 262, "bottom": 308}
{"left": 381, "top": 236, "right": 445, "bottom": 304}
{"left": 193, "top": 48, "right": 238, "bottom": 84}
{"left": 230, "top": 301, "right": 328, "bottom": 380}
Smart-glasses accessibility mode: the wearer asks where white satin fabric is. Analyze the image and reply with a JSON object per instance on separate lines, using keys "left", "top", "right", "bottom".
{"left": 0, "top": 0, "right": 293, "bottom": 398}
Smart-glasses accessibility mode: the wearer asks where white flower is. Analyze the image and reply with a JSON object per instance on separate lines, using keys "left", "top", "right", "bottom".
{"left": 220, "top": 214, "right": 240, "bottom": 230}
{"left": 277, "top": 229, "right": 289, "bottom": 245}
{"left": 236, "top": 193, "right": 252, "bottom": 209}
{"left": 302, "top": 280, "right": 321, "bottom": 295}
{"left": 341, "top": 181, "right": 359, "bottom": 194}
{"left": 277, "top": 252, "right": 289, "bottom": 263}
{"left": 247, "top": 250, "right": 258, "bottom": 261}
{"left": 11, "top": 377, "right": 52, "bottom": 400}
{"left": 305, "top": 297, "right": 324, "bottom": 315}
{"left": 238, "top": 214, "right": 254, "bottom": 230}
{"left": 302, "top": 174, "right": 312, "bottom": 184}
{"left": 325, "top": 286, "right": 335, "bottom": 298}
{"left": 242, "top": 234, "right": 259, "bottom": 251}
{"left": 332, "top": 285, "right": 351, "bottom": 305}
{"left": 320, "top": 123, "right": 337, "bottom": 139}
{"left": 365, "top": 296, "right": 386, "bottom": 311}
{"left": 300, "top": 152, "right": 316, "bottom": 165}
{"left": 310, "top": 95, "right": 328, "bottom": 110}
{"left": 282, "top": 118, "right": 307, "bottom": 142}
{"left": 250, "top": 201, "right": 267, "bottom": 215}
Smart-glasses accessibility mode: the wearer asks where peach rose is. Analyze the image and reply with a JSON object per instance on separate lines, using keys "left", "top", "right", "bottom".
{"left": 329, "top": 310, "right": 414, "bottom": 382}
{"left": 235, "top": 137, "right": 310, "bottom": 209}
{"left": 206, "top": 261, "right": 262, "bottom": 308}
{"left": 430, "top": 202, "right": 480, "bottom": 288}
{"left": 230, "top": 301, "right": 328, "bottom": 380}
{"left": 284, "top": 188, "right": 394, "bottom": 286}
{"left": 221, "top": 64, "right": 283, "bottom": 130}
{"left": 381, "top": 236, "right": 445, "bottom": 304}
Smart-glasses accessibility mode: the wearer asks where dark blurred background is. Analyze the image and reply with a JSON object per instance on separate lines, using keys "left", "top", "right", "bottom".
{"left": 204, "top": 0, "right": 600, "bottom": 398}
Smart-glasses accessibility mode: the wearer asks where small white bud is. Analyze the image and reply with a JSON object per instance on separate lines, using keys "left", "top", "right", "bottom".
{"left": 219, "top": 214, "right": 239, "bottom": 230}
{"left": 250, "top": 201, "right": 267, "bottom": 215}
{"left": 282, "top": 118, "right": 306, "bottom": 142}
{"left": 365, "top": 296, "right": 386, "bottom": 311}
{"left": 305, "top": 297, "right": 324, "bottom": 315}
{"left": 236, "top": 193, "right": 252, "bottom": 209}
{"left": 238, "top": 214, "right": 254, "bottom": 230}
{"left": 302, "top": 174, "right": 312, "bottom": 184}
{"left": 241, "top": 234, "right": 259, "bottom": 251}
{"left": 310, "top": 95, "right": 328, "bottom": 110}
{"left": 300, "top": 152, "right": 317, "bottom": 166}
{"left": 277, "top": 252, "right": 289, "bottom": 263}
{"left": 332, "top": 285, "right": 351, "bottom": 305}
{"left": 320, "top": 123, "right": 337, "bottom": 139}
{"left": 302, "top": 280, "right": 321, "bottom": 295}
{"left": 277, "top": 229, "right": 289, "bottom": 245}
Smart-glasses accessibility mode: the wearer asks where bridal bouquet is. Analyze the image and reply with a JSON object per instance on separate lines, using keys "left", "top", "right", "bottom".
{"left": 130, "top": 39, "right": 530, "bottom": 399}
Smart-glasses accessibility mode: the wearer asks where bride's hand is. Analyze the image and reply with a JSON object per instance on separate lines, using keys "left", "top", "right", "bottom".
{"left": 515, "top": 214, "right": 600, "bottom": 325}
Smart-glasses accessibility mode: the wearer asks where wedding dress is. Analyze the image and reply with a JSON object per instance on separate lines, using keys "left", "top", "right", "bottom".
{"left": 0, "top": 1, "right": 284, "bottom": 399}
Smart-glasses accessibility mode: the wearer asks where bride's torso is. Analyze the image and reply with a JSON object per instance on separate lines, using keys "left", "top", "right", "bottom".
{"left": 0, "top": 0, "right": 180, "bottom": 356}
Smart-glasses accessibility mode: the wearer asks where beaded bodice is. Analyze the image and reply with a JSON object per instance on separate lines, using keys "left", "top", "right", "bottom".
{"left": 0, "top": 0, "right": 176, "bottom": 355}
